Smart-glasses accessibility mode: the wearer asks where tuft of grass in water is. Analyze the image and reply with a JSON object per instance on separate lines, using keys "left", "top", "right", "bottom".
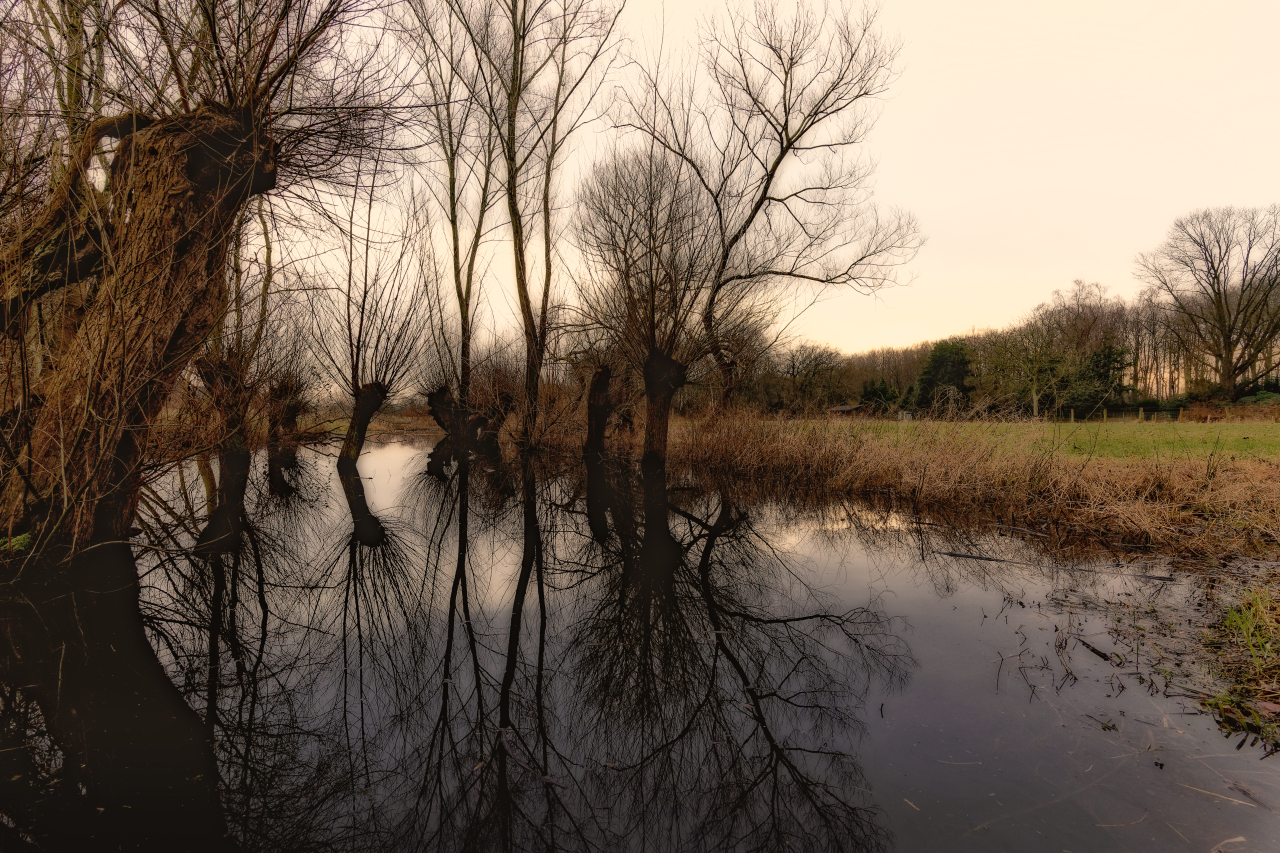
{"left": 4, "top": 533, "right": 30, "bottom": 552}
{"left": 1224, "top": 589, "right": 1280, "bottom": 676}
{"left": 1201, "top": 584, "right": 1280, "bottom": 749}
{"left": 1203, "top": 691, "right": 1278, "bottom": 748}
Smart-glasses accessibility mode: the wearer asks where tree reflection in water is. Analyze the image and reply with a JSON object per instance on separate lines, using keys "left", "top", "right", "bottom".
{"left": 400, "top": 451, "right": 914, "bottom": 852}
{"left": 561, "top": 470, "right": 913, "bottom": 852}
{"left": 0, "top": 444, "right": 915, "bottom": 851}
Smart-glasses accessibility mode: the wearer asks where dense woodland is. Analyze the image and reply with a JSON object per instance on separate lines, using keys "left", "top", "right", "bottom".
{"left": 741, "top": 272, "right": 1280, "bottom": 418}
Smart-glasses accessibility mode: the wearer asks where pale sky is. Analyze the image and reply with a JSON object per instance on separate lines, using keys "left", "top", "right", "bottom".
{"left": 618, "top": 0, "right": 1280, "bottom": 352}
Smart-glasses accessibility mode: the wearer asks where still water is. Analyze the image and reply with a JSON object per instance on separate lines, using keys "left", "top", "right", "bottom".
{"left": 4, "top": 440, "right": 1277, "bottom": 851}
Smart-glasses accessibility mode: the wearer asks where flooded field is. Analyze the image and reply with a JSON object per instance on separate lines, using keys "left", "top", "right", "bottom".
{"left": 4, "top": 440, "right": 1277, "bottom": 851}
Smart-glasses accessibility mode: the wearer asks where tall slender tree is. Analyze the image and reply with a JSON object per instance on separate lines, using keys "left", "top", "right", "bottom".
{"left": 431, "top": 0, "right": 623, "bottom": 444}
{"left": 400, "top": 0, "right": 501, "bottom": 424}
{"left": 618, "top": 0, "right": 921, "bottom": 405}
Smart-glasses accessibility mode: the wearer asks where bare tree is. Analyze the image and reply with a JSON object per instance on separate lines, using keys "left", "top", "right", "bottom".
{"left": 1044, "top": 280, "right": 1125, "bottom": 356}
{"left": 618, "top": 0, "right": 921, "bottom": 405}
{"left": 1137, "top": 205, "right": 1280, "bottom": 399}
{"left": 575, "top": 147, "right": 724, "bottom": 471}
{"left": 0, "top": 0, "right": 383, "bottom": 557}
{"left": 778, "top": 342, "right": 847, "bottom": 410}
{"left": 310, "top": 159, "right": 428, "bottom": 465}
{"left": 426, "top": 0, "right": 623, "bottom": 445}
{"left": 399, "top": 0, "right": 500, "bottom": 426}
{"left": 988, "top": 308, "right": 1066, "bottom": 418}
{"left": 843, "top": 341, "right": 932, "bottom": 398}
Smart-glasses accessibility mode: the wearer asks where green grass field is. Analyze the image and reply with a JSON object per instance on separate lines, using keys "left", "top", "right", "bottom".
{"left": 354, "top": 408, "right": 1280, "bottom": 462}
{"left": 1032, "top": 421, "right": 1280, "bottom": 460}
{"left": 882, "top": 421, "right": 1280, "bottom": 460}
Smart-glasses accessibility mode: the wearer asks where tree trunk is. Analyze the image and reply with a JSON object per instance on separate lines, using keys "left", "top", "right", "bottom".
{"left": 640, "top": 350, "right": 687, "bottom": 567}
{"left": 1, "top": 104, "right": 277, "bottom": 555}
{"left": 264, "top": 374, "right": 305, "bottom": 499}
{"left": 426, "top": 384, "right": 510, "bottom": 473}
{"left": 1220, "top": 339, "right": 1237, "bottom": 399}
{"left": 520, "top": 335, "right": 542, "bottom": 446}
{"left": 642, "top": 350, "right": 686, "bottom": 475}
{"left": 193, "top": 353, "right": 254, "bottom": 554}
{"left": 0, "top": 545, "right": 233, "bottom": 850}
{"left": 584, "top": 365, "right": 615, "bottom": 542}
{"left": 339, "top": 381, "right": 388, "bottom": 464}
{"left": 266, "top": 385, "right": 303, "bottom": 445}
{"left": 426, "top": 385, "right": 468, "bottom": 437}
{"left": 584, "top": 364, "right": 613, "bottom": 461}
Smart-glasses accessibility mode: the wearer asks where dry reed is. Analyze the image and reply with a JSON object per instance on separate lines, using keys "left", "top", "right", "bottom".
{"left": 667, "top": 414, "right": 1280, "bottom": 558}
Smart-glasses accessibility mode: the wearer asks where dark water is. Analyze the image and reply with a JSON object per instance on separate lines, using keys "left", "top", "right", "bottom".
{"left": 2, "top": 440, "right": 1276, "bottom": 851}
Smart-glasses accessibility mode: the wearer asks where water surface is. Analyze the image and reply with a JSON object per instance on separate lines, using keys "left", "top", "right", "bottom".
{"left": 2, "top": 440, "right": 1275, "bottom": 851}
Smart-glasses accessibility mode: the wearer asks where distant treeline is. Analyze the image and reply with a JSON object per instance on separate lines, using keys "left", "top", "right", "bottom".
{"left": 733, "top": 277, "right": 1280, "bottom": 417}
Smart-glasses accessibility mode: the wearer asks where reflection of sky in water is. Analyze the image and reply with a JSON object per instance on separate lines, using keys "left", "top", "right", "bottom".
{"left": 805, "top": 536, "right": 1275, "bottom": 852}
{"left": 379, "top": 445, "right": 1280, "bottom": 850}
{"left": 351, "top": 440, "right": 428, "bottom": 516}
{"left": 110, "top": 442, "right": 1280, "bottom": 850}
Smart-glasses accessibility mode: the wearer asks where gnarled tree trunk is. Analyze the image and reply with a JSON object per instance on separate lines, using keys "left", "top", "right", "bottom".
{"left": 339, "top": 381, "right": 388, "bottom": 465}
{"left": 0, "top": 103, "right": 277, "bottom": 557}
{"left": 425, "top": 384, "right": 512, "bottom": 477}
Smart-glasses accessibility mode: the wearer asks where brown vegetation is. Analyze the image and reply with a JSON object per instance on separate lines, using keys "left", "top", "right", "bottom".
{"left": 2, "top": 106, "right": 278, "bottom": 551}
{"left": 666, "top": 414, "right": 1280, "bottom": 559}
{"left": 1184, "top": 400, "right": 1280, "bottom": 423}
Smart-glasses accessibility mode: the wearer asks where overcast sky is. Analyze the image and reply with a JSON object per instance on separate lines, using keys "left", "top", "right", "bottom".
{"left": 618, "top": 0, "right": 1280, "bottom": 352}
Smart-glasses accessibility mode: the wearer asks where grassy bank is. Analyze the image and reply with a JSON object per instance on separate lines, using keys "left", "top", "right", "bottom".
{"left": 289, "top": 408, "right": 1280, "bottom": 558}
{"left": 669, "top": 415, "right": 1280, "bottom": 558}
{"left": 1204, "top": 579, "right": 1280, "bottom": 743}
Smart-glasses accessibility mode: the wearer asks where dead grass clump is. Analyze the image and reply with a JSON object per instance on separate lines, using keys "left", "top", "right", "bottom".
{"left": 668, "top": 413, "right": 1280, "bottom": 558}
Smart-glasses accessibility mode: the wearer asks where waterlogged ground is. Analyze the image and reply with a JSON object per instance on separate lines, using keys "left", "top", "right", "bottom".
{"left": 366, "top": 442, "right": 1280, "bottom": 851}
{"left": 6, "top": 439, "right": 1276, "bottom": 850}
{"left": 817, "top": 540, "right": 1278, "bottom": 852}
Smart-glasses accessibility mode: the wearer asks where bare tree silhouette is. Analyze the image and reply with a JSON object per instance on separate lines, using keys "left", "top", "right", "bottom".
{"left": 616, "top": 1, "right": 921, "bottom": 405}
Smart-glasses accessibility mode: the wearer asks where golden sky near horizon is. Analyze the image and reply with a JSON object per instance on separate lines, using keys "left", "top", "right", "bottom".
{"left": 614, "top": 0, "right": 1280, "bottom": 352}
